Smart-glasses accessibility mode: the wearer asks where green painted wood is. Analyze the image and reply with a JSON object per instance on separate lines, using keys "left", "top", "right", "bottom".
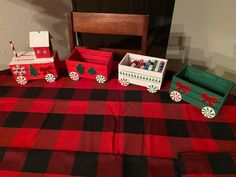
{"left": 171, "top": 77, "right": 223, "bottom": 110}
{"left": 186, "top": 66, "right": 233, "bottom": 88}
{"left": 176, "top": 66, "right": 233, "bottom": 92}
{"left": 169, "top": 65, "right": 234, "bottom": 116}
{"left": 169, "top": 85, "right": 220, "bottom": 110}
{"left": 173, "top": 66, "right": 233, "bottom": 98}
{"left": 170, "top": 88, "right": 220, "bottom": 115}
{"left": 185, "top": 67, "right": 228, "bottom": 96}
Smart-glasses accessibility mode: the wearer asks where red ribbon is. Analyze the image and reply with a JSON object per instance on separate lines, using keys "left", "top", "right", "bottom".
{"left": 176, "top": 81, "right": 191, "bottom": 94}
{"left": 39, "top": 66, "right": 53, "bottom": 75}
{"left": 201, "top": 93, "right": 218, "bottom": 107}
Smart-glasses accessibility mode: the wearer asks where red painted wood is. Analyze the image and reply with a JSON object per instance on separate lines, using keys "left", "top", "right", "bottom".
{"left": 9, "top": 51, "right": 60, "bottom": 83}
{"left": 66, "top": 47, "right": 113, "bottom": 80}
{"left": 33, "top": 47, "right": 52, "bottom": 58}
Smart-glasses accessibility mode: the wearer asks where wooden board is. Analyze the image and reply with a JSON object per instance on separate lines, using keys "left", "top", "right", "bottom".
{"left": 169, "top": 65, "right": 234, "bottom": 115}
{"left": 170, "top": 77, "right": 223, "bottom": 110}
{"left": 9, "top": 51, "right": 60, "bottom": 84}
{"left": 29, "top": 31, "right": 50, "bottom": 48}
{"left": 66, "top": 47, "right": 113, "bottom": 81}
{"left": 118, "top": 53, "right": 168, "bottom": 90}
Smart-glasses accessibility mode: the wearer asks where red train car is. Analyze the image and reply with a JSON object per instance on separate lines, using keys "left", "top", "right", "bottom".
{"left": 9, "top": 51, "right": 60, "bottom": 85}
{"left": 66, "top": 47, "right": 113, "bottom": 83}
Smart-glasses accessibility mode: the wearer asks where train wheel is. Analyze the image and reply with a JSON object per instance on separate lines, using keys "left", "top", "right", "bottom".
{"left": 201, "top": 106, "right": 216, "bottom": 119}
{"left": 96, "top": 75, "right": 106, "bottom": 84}
{"left": 16, "top": 76, "right": 27, "bottom": 85}
{"left": 119, "top": 78, "right": 129, "bottom": 86}
{"left": 45, "top": 74, "right": 56, "bottom": 83}
{"left": 147, "top": 85, "right": 158, "bottom": 93}
{"left": 170, "top": 91, "right": 182, "bottom": 102}
{"left": 69, "top": 71, "right": 79, "bottom": 81}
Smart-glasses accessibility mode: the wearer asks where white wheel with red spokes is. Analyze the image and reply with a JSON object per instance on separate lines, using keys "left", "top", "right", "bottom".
{"left": 16, "top": 76, "right": 27, "bottom": 85}
{"left": 96, "top": 75, "right": 106, "bottom": 84}
{"left": 69, "top": 71, "right": 79, "bottom": 81}
{"left": 45, "top": 74, "right": 56, "bottom": 83}
{"left": 201, "top": 106, "right": 216, "bottom": 119}
{"left": 119, "top": 78, "right": 129, "bottom": 86}
{"left": 170, "top": 91, "right": 182, "bottom": 102}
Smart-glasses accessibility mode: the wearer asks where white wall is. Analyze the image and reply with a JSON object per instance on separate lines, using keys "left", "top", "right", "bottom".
{"left": 167, "top": 0, "right": 236, "bottom": 93}
{"left": 0, "top": 0, "right": 72, "bottom": 70}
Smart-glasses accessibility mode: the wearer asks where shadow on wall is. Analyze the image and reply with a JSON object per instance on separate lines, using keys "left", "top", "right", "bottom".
{"left": 166, "top": 32, "right": 188, "bottom": 71}
{"left": 212, "top": 51, "right": 236, "bottom": 95}
{"left": 167, "top": 23, "right": 211, "bottom": 71}
{"left": 167, "top": 32, "right": 209, "bottom": 71}
{"left": 8, "top": 0, "right": 71, "bottom": 59}
{"left": 215, "top": 65, "right": 236, "bottom": 96}
{"left": 167, "top": 32, "right": 236, "bottom": 95}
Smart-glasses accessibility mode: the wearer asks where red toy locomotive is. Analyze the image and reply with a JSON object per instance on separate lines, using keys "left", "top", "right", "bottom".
{"left": 9, "top": 31, "right": 60, "bottom": 85}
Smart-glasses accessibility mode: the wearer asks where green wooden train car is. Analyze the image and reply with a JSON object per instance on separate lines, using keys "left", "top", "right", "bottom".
{"left": 169, "top": 65, "right": 234, "bottom": 118}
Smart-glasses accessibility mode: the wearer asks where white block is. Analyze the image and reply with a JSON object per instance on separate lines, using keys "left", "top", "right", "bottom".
{"left": 29, "top": 31, "right": 50, "bottom": 48}
{"left": 118, "top": 53, "right": 168, "bottom": 91}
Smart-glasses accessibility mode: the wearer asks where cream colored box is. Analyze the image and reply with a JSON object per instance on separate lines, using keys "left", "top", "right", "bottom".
{"left": 118, "top": 53, "right": 168, "bottom": 93}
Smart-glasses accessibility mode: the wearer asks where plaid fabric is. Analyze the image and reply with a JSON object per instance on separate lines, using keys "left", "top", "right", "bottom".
{"left": 0, "top": 147, "right": 180, "bottom": 177}
{"left": 178, "top": 152, "right": 236, "bottom": 177}
{"left": 0, "top": 62, "right": 236, "bottom": 176}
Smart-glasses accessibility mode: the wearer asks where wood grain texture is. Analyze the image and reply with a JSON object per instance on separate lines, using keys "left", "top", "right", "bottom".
{"left": 73, "top": 12, "right": 148, "bottom": 36}
{"left": 68, "top": 13, "right": 76, "bottom": 52}
{"left": 68, "top": 12, "right": 149, "bottom": 57}
{"left": 169, "top": 65, "right": 234, "bottom": 115}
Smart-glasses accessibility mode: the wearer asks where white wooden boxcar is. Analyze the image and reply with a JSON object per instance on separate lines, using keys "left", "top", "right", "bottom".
{"left": 118, "top": 53, "right": 168, "bottom": 93}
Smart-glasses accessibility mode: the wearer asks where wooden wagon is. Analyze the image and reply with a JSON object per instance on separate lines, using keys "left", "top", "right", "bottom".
{"left": 169, "top": 65, "right": 234, "bottom": 118}
{"left": 66, "top": 47, "right": 113, "bottom": 83}
{"left": 118, "top": 53, "right": 168, "bottom": 93}
{"left": 9, "top": 51, "right": 60, "bottom": 85}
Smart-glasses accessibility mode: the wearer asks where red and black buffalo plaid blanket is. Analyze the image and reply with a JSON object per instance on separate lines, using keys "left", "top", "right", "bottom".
{"left": 178, "top": 152, "right": 236, "bottom": 177}
{"left": 0, "top": 63, "right": 235, "bottom": 177}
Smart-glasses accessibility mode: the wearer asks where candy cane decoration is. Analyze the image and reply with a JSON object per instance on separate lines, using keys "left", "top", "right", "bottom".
{"left": 9, "top": 41, "right": 18, "bottom": 57}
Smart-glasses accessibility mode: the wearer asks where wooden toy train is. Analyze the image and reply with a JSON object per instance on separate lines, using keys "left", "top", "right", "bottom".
{"left": 9, "top": 32, "right": 234, "bottom": 119}
{"left": 118, "top": 53, "right": 168, "bottom": 93}
{"left": 66, "top": 47, "right": 113, "bottom": 83}
{"left": 169, "top": 65, "right": 234, "bottom": 118}
{"left": 9, "top": 31, "right": 60, "bottom": 85}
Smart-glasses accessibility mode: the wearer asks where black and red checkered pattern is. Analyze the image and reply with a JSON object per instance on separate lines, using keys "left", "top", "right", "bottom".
{"left": 0, "top": 62, "right": 236, "bottom": 176}
{"left": 178, "top": 152, "right": 236, "bottom": 177}
{"left": 0, "top": 147, "right": 180, "bottom": 177}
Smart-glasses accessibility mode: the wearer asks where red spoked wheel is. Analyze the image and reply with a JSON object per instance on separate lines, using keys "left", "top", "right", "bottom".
{"left": 170, "top": 91, "right": 182, "bottom": 102}
{"left": 69, "top": 71, "right": 79, "bottom": 81}
{"left": 16, "top": 76, "right": 27, "bottom": 85}
{"left": 119, "top": 78, "right": 129, "bottom": 86}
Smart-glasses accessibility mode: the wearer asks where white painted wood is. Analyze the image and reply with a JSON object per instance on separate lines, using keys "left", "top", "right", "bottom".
{"left": 9, "top": 51, "right": 56, "bottom": 65}
{"left": 118, "top": 53, "right": 168, "bottom": 90}
{"left": 29, "top": 31, "right": 50, "bottom": 48}
{"left": 12, "top": 51, "right": 36, "bottom": 60}
{"left": 201, "top": 106, "right": 216, "bottom": 119}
